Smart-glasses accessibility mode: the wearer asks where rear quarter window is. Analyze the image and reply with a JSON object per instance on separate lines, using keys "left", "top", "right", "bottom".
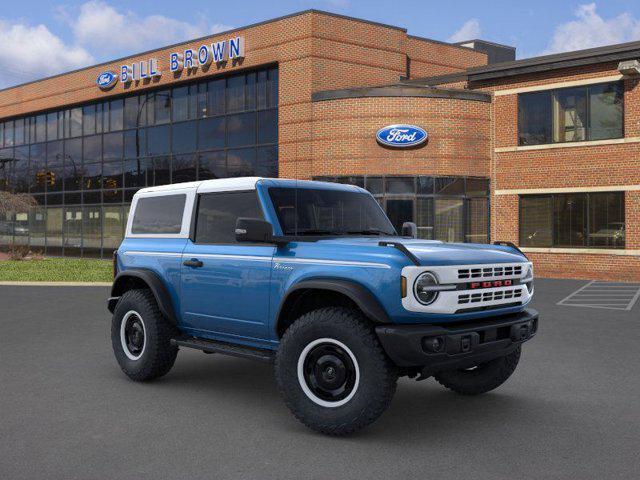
{"left": 131, "top": 194, "right": 186, "bottom": 234}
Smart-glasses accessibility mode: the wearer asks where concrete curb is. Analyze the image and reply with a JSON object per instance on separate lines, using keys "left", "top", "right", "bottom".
{"left": 0, "top": 281, "right": 112, "bottom": 287}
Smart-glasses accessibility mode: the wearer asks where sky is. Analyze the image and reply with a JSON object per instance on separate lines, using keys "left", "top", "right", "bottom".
{"left": 1, "top": 0, "right": 640, "bottom": 88}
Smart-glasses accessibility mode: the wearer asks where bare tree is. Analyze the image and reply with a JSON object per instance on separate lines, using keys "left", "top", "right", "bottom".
{"left": 0, "top": 191, "right": 37, "bottom": 216}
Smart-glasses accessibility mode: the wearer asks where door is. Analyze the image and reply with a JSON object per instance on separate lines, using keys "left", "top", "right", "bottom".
{"left": 180, "top": 190, "right": 274, "bottom": 342}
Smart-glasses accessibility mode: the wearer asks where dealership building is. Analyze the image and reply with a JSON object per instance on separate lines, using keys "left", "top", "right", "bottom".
{"left": 0, "top": 10, "right": 639, "bottom": 280}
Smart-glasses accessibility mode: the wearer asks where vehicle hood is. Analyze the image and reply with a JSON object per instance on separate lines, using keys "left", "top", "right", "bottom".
{"left": 313, "top": 237, "right": 527, "bottom": 266}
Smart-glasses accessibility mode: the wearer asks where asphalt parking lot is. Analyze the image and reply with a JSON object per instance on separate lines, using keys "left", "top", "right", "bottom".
{"left": 1, "top": 279, "right": 639, "bottom": 480}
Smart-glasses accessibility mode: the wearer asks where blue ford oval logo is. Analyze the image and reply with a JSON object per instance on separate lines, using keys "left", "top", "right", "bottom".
{"left": 96, "top": 71, "right": 118, "bottom": 90}
{"left": 376, "top": 124, "right": 428, "bottom": 148}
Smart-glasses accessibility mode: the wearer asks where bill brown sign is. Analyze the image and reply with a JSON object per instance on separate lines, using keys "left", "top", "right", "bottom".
{"left": 97, "top": 36, "right": 245, "bottom": 89}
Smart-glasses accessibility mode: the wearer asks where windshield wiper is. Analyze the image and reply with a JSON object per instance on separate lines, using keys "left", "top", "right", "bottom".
{"left": 346, "top": 229, "right": 393, "bottom": 236}
{"left": 294, "top": 229, "right": 346, "bottom": 236}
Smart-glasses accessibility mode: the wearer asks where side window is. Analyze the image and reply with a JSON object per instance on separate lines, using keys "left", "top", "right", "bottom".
{"left": 195, "top": 191, "right": 263, "bottom": 244}
{"left": 131, "top": 194, "right": 186, "bottom": 234}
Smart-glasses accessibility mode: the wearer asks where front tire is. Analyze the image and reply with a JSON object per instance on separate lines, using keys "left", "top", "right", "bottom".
{"left": 275, "top": 307, "right": 397, "bottom": 436}
{"left": 111, "top": 289, "right": 178, "bottom": 382}
{"left": 434, "top": 347, "right": 521, "bottom": 395}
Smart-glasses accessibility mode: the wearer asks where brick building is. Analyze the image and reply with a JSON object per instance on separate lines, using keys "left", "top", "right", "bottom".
{"left": 0, "top": 10, "right": 638, "bottom": 280}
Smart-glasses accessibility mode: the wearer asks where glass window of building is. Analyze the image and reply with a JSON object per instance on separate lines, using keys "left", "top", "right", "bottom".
{"left": 0, "top": 66, "right": 278, "bottom": 256}
{"left": 520, "top": 192, "right": 624, "bottom": 248}
{"left": 518, "top": 82, "right": 623, "bottom": 145}
{"left": 315, "top": 175, "right": 490, "bottom": 244}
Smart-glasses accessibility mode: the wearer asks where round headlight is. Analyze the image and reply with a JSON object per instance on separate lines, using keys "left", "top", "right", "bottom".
{"left": 414, "top": 272, "right": 439, "bottom": 305}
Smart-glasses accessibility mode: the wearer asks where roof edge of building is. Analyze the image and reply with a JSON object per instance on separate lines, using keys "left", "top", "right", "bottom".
{"left": 406, "top": 34, "right": 480, "bottom": 53}
{"left": 0, "top": 9, "right": 407, "bottom": 95}
{"left": 311, "top": 84, "right": 491, "bottom": 103}
{"left": 467, "top": 40, "right": 640, "bottom": 81}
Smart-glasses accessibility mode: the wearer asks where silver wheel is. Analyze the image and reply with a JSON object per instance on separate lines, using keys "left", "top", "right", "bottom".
{"left": 120, "top": 310, "right": 146, "bottom": 361}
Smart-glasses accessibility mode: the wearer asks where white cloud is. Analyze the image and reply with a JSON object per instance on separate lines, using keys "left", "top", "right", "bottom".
{"left": 0, "top": 20, "right": 93, "bottom": 88}
{"left": 448, "top": 18, "right": 481, "bottom": 43}
{"left": 0, "top": 1, "right": 235, "bottom": 88}
{"left": 543, "top": 3, "right": 640, "bottom": 54}
{"left": 68, "top": 1, "right": 232, "bottom": 57}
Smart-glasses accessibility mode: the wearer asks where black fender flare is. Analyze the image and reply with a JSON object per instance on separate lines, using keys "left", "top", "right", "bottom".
{"left": 108, "top": 268, "right": 178, "bottom": 325}
{"left": 275, "top": 278, "right": 390, "bottom": 335}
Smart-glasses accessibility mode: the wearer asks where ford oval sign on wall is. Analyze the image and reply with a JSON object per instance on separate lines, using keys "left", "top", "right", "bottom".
{"left": 96, "top": 71, "right": 118, "bottom": 90}
{"left": 376, "top": 124, "right": 428, "bottom": 148}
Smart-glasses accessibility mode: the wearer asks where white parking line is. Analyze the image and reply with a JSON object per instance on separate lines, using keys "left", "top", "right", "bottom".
{"left": 557, "top": 281, "right": 640, "bottom": 311}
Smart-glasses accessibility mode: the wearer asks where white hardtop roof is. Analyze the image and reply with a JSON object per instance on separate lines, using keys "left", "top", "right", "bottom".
{"left": 134, "top": 177, "right": 264, "bottom": 196}
{"left": 133, "top": 176, "right": 368, "bottom": 198}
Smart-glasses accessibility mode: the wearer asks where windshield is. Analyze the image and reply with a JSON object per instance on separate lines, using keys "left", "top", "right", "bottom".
{"left": 268, "top": 187, "right": 396, "bottom": 236}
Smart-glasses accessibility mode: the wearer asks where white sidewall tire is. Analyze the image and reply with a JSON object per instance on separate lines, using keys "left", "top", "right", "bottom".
{"left": 120, "top": 310, "right": 146, "bottom": 361}
{"left": 297, "top": 337, "right": 360, "bottom": 408}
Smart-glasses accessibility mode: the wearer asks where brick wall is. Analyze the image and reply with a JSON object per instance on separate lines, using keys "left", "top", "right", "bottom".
{"left": 406, "top": 37, "right": 487, "bottom": 79}
{"left": 480, "top": 63, "right": 640, "bottom": 281}
{"left": 309, "top": 95, "right": 491, "bottom": 178}
{"left": 0, "top": 10, "right": 488, "bottom": 182}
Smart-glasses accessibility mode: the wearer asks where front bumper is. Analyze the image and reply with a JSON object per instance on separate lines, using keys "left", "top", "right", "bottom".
{"left": 375, "top": 309, "right": 538, "bottom": 371}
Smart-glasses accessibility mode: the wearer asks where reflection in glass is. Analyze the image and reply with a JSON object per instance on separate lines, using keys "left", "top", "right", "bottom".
{"left": 435, "top": 199, "right": 464, "bottom": 243}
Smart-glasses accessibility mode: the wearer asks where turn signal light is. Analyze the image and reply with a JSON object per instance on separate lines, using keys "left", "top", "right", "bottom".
{"left": 401, "top": 276, "right": 407, "bottom": 298}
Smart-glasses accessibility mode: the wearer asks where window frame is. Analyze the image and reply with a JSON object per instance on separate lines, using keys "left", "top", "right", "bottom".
{"left": 191, "top": 189, "right": 266, "bottom": 245}
{"left": 517, "top": 81, "right": 624, "bottom": 146}
{"left": 518, "top": 192, "right": 625, "bottom": 249}
{"left": 126, "top": 190, "right": 195, "bottom": 238}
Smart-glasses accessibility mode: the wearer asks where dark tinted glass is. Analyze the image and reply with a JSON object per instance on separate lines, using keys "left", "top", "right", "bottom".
{"left": 227, "top": 148, "right": 256, "bottom": 177}
{"left": 198, "top": 151, "right": 226, "bottom": 180}
{"left": 554, "top": 194, "right": 586, "bottom": 247}
{"left": 102, "top": 160, "right": 123, "bottom": 190}
{"left": 132, "top": 194, "right": 185, "bottom": 234}
{"left": 123, "top": 158, "right": 148, "bottom": 188}
{"left": 198, "top": 117, "right": 225, "bottom": 150}
{"left": 103, "top": 132, "right": 123, "bottom": 160}
{"left": 520, "top": 195, "right": 553, "bottom": 247}
{"left": 226, "top": 75, "right": 245, "bottom": 113}
{"left": 124, "top": 96, "right": 139, "bottom": 129}
{"left": 195, "top": 191, "right": 262, "bottom": 244}
{"left": 257, "top": 109, "right": 277, "bottom": 144}
{"left": 147, "top": 125, "right": 170, "bottom": 155}
{"left": 435, "top": 177, "right": 464, "bottom": 195}
{"left": 386, "top": 199, "right": 413, "bottom": 233}
{"left": 269, "top": 187, "right": 395, "bottom": 236}
{"left": 588, "top": 192, "right": 624, "bottom": 248}
{"left": 416, "top": 197, "right": 434, "bottom": 239}
{"left": 589, "top": 83, "right": 623, "bottom": 141}
{"left": 466, "top": 178, "right": 490, "bottom": 196}
{"left": 365, "top": 177, "right": 383, "bottom": 195}
{"left": 172, "top": 154, "right": 197, "bottom": 183}
{"left": 256, "top": 146, "right": 278, "bottom": 177}
{"left": 207, "top": 79, "right": 225, "bottom": 116}
{"left": 518, "top": 91, "right": 552, "bottom": 145}
{"left": 172, "top": 86, "right": 190, "bottom": 122}
{"left": 417, "top": 176, "right": 434, "bottom": 194}
{"left": 172, "top": 121, "right": 197, "bottom": 153}
{"left": 83, "top": 135, "right": 101, "bottom": 163}
{"left": 151, "top": 156, "right": 171, "bottom": 186}
{"left": 109, "top": 100, "right": 124, "bottom": 131}
{"left": 386, "top": 177, "right": 414, "bottom": 194}
{"left": 154, "top": 91, "right": 171, "bottom": 124}
{"left": 227, "top": 112, "right": 255, "bottom": 147}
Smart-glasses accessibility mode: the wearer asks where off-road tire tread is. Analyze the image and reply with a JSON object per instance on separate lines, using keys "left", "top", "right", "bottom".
{"left": 434, "top": 347, "right": 521, "bottom": 395}
{"left": 111, "top": 288, "right": 178, "bottom": 382}
{"left": 275, "top": 307, "right": 397, "bottom": 436}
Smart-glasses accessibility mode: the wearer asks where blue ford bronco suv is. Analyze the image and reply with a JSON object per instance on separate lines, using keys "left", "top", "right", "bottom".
{"left": 108, "top": 177, "right": 537, "bottom": 435}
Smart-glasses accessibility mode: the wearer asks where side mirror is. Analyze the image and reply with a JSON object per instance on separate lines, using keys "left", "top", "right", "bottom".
{"left": 235, "top": 218, "right": 273, "bottom": 243}
{"left": 401, "top": 222, "right": 418, "bottom": 238}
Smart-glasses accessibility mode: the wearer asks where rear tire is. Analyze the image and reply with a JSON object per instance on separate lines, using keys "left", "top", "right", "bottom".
{"left": 275, "top": 307, "right": 397, "bottom": 436}
{"left": 111, "top": 289, "right": 178, "bottom": 382}
{"left": 434, "top": 347, "right": 521, "bottom": 395}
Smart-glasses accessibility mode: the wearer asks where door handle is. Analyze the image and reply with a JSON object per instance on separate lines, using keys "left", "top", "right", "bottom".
{"left": 183, "top": 258, "right": 203, "bottom": 268}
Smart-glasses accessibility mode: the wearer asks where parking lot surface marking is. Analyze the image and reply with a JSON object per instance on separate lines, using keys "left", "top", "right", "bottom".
{"left": 557, "top": 281, "right": 640, "bottom": 310}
